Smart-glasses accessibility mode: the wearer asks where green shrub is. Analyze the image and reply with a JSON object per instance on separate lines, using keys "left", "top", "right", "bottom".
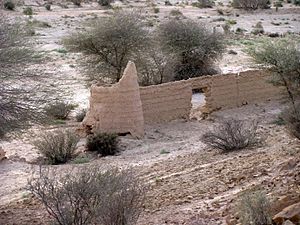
{"left": 226, "top": 19, "right": 237, "bottom": 25}
{"left": 158, "top": 19, "right": 224, "bottom": 80}
{"left": 86, "top": 132, "right": 119, "bottom": 156}
{"left": 45, "top": 4, "right": 51, "bottom": 10}
{"left": 4, "top": 0, "right": 15, "bottom": 10}
{"left": 34, "top": 130, "right": 79, "bottom": 165}
{"left": 76, "top": 109, "right": 87, "bottom": 122}
{"left": 238, "top": 190, "right": 272, "bottom": 225}
{"left": 23, "top": 7, "right": 33, "bottom": 15}
{"left": 201, "top": 119, "right": 258, "bottom": 152}
{"left": 98, "top": 0, "right": 114, "bottom": 6}
{"left": 71, "top": 0, "right": 82, "bottom": 6}
{"left": 45, "top": 101, "right": 76, "bottom": 120}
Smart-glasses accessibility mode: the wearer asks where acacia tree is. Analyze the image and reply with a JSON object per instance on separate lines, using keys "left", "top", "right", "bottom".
{"left": 249, "top": 38, "right": 300, "bottom": 114}
{"left": 63, "top": 11, "right": 150, "bottom": 83}
{"left": 158, "top": 19, "right": 225, "bottom": 80}
{"left": 0, "top": 17, "right": 45, "bottom": 137}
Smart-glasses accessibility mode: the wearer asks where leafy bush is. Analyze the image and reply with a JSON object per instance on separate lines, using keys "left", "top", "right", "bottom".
{"left": 232, "top": 0, "right": 270, "bottom": 9}
{"left": 23, "top": 7, "right": 33, "bottom": 15}
{"left": 98, "top": 0, "right": 114, "bottom": 6}
{"left": 45, "top": 101, "right": 76, "bottom": 120}
{"left": 76, "top": 109, "right": 87, "bottom": 122}
{"left": 238, "top": 190, "right": 272, "bottom": 225}
{"left": 4, "top": 0, "right": 15, "bottom": 10}
{"left": 63, "top": 11, "right": 149, "bottom": 83}
{"left": 86, "top": 132, "right": 119, "bottom": 156}
{"left": 28, "top": 167, "right": 146, "bottom": 225}
{"left": 158, "top": 19, "right": 224, "bottom": 80}
{"left": 201, "top": 119, "right": 258, "bottom": 152}
{"left": 34, "top": 130, "right": 79, "bottom": 165}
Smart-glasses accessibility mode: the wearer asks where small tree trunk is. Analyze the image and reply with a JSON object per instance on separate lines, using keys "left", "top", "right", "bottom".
{"left": 281, "top": 74, "right": 298, "bottom": 117}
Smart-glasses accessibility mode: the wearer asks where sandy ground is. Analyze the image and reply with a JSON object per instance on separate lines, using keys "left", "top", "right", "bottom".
{"left": 1, "top": 100, "right": 300, "bottom": 225}
{"left": 1, "top": 1, "right": 300, "bottom": 224}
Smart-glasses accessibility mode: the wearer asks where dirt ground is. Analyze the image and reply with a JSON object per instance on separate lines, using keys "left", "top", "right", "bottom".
{"left": 1, "top": 1, "right": 300, "bottom": 225}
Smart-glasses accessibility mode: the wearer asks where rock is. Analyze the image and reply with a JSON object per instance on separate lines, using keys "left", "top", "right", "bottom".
{"left": 228, "top": 50, "right": 238, "bottom": 55}
{"left": 271, "top": 195, "right": 300, "bottom": 216}
{"left": 283, "top": 220, "right": 295, "bottom": 225}
{"left": 0, "top": 147, "right": 6, "bottom": 161}
{"left": 273, "top": 202, "right": 300, "bottom": 224}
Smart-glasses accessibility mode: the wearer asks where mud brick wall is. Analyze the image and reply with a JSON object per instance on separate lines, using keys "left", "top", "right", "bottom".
{"left": 204, "top": 70, "right": 285, "bottom": 110}
{"left": 82, "top": 62, "right": 144, "bottom": 138}
{"left": 140, "top": 81, "right": 192, "bottom": 124}
{"left": 84, "top": 64, "right": 285, "bottom": 136}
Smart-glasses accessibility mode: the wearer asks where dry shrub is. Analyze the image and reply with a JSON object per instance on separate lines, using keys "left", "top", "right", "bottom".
{"left": 34, "top": 129, "right": 79, "bottom": 164}
{"left": 238, "top": 190, "right": 272, "bottom": 225}
{"left": 45, "top": 101, "right": 76, "bottom": 120}
{"left": 86, "top": 132, "right": 119, "bottom": 156}
{"left": 27, "top": 166, "right": 146, "bottom": 225}
{"left": 232, "top": 0, "right": 270, "bottom": 9}
{"left": 282, "top": 104, "right": 300, "bottom": 139}
{"left": 201, "top": 119, "right": 258, "bottom": 152}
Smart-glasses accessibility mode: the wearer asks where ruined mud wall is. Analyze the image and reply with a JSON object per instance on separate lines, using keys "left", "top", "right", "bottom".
{"left": 140, "top": 81, "right": 192, "bottom": 124}
{"left": 203, "top": 70, "right": 285, "bottom": 110}
{"left": 84, "top": 66, "right": 285, "bottom": 136}
{"left": 82, "top": 62, "right": 144, "bottom": 138}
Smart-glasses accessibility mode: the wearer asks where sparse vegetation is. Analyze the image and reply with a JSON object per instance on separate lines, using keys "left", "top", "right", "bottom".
{"left": 238, "top": 190, "right": 272, "bottom": 225}
{"left": 33, "top": 130, "right": 79, "bottom": 165}
{"left": 158, "top": 19, "right": 224, "bottom": 80}
{"left": 23, "top": 7, "right": 33, "bottom": 15}
{"left": 44, "top": 101, "right": 76, "bottom": 120}
{"left": 0, "top": 17, "right": 43, "bottom": 138}
{"left": 201, "top": 119, "right": 258, "bottom": 151}
{"left": 86, "top": 132, "right": 119, "bottom": 156}
{"left": 249, "top": 38, "right": 300, "bottom": 125}
{"left": 28, "top": 167, "right": 146, "bottom": 225}
{"left": 232, "top": 0, "right": 270, "bottom": 9}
